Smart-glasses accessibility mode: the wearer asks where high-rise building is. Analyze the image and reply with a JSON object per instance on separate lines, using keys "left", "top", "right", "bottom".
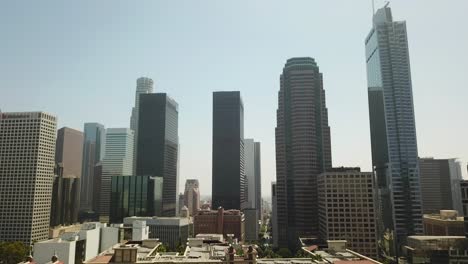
{"left": 130, "top": 77, "right": 154, "bottom": 174}
{"left": 244, "top": 208, "right": 259, "bottom": 242}
{"left": 212, "top": 91, "right": 246, "bottom": 210}
{"left": 51, "top": 127, "right": 84, "bottom": 227}
{"left": 244, "top": 139, "right": 262, "bottom": 219}
{"left": 271, "top": 182, "right": 278, "bottom": 248}
{"left": 365, "top": 5, "right": 423, "bottom": 246}
{"left": 184, "top": 179, "right": 200, "bottom": 216}
{"left": 136, "top": 93, "right": 179, "bottom": 217}
{"left": 0, "top": 112, "right": 57, "bottom": 244}
{"left": 419, "top": 158, "right": 464, "bottom": 214}
{"left": 461, "top": 180, "right": 468, "bottom": 238}
{"left": 275, "top": 57, "right": 332, "bottom": 249}
{"left": 99, "top": 128, "right": 134, "bottom": 222}
{"left": 317, "top": 169, "right": 378, "bottom": 259}
{"left": 80, "top": 123, "right": 105, "bottom": 212}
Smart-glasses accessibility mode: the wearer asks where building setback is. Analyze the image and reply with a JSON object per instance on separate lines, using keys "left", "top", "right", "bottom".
{"left": 212, "top": 91, "right": 246, "bottom": 210}
{"left": 136, "top": 93, "right": 179, "bottom": 216}
{"left": 99, "top": 128, "right": 134, "bottom": 222}
{"left": 317, "top": 169, "right": 378, "bottom": 259}
{"left": 193, "top": 207, "right": 245, "bottom": 241}
{"left": 419, "top": 158, "right": 464, "bottom": 214}
{"left": 184, "top": 179, "right": 200, "bottom": 216}
{"left": 0, "top": 112, "right": 57, "bottom": 244}
{"left": 275, "top": 57, "right": 332, "bottom": 249}
{"left": 80, "top": 123, "right": 105, "bottom": 212}
{"left": 365, "top": 5, "right": 423, "bottom": 247}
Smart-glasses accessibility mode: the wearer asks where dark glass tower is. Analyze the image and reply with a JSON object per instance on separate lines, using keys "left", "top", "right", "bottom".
{"left": 136, "top": 93, "right": 179, "bottom": 217}
{"left": 275, "top": 57, "right": 332, "bottom": 249}
{"left": 212, "top": 91, "right": 246, "bottom": 210}
{"left": 365, "top": 5, "right": 423, "bottom": 250}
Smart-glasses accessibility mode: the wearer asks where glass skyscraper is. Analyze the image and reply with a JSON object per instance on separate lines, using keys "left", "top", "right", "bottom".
{"left": 365, "top": 5, "right": 423, "bottom": 250}
{"left": 275, "top": 58, "right": 332, "bottom": 249}
{"left": 136, "top": 93, "right": 179, "bottom": 217}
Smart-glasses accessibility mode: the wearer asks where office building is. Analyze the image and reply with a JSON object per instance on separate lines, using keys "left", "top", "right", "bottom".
{"left": 405, "top": 236, "right": 468, "bottom": 263}
{"left": 212, "top": 91, "right": 246, "bottom": 210}
{"left": 419, "top": 158, "right": 464, "bottom": 214}
{"left": 423, "top": 210, "right": 465, "bottom": 236}
{"left": 110, "top": 175, "right": 163, "bottom": 223}
{"left": 271, "top": 182, "right": 278, "bottom": 248}
{"left": 194, "top": 207, "right": 245, "bottom": 241}
{"left": 81, "top": 123, "right": 105, "bottom": 212}
{"left": 317, "top": 169, "right": 378, "bottom": 258}
{"left": 275, "top": 57, "right": 332, "bottom": 249}
{"left": 461, "top": 180, "right": 468, "bottom": 238}
{"left": 130, "top": 77, "right": 154, "bottom": 174}
{"left": 55, "top": 127, "right": 84, "bottom": 178}
{"left": 244, "top": 139, "right": 262, "bottom": 220}
{"left": 0, "top": 112, "right": 57, "bottom": 244}
{"left": 124, "top": 216, "right": 189, "bottom": 250}
{"left": 136, "top": 93, "right": 179, "bottom": 217}
{"left": 184, "top": 179, "right": 200, "bottom": 216}
{"left": 99, "top": 128, "right": 134, "bottom": 222}
{"left": 244, "top": 208, "right": 259, "bottom": 242}
{"left": 365, "top": 5, "right": 423, "bottom": 247}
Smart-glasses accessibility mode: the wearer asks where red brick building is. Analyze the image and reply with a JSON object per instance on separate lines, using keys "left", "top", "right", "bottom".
{"left": 193, "top": 207, "right": 245, "bottom": 241}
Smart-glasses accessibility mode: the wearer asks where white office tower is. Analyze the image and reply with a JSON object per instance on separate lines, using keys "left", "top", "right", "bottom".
{"left": 132, "top": 220, "right": 149, "bottom": 241}
{"left": 0, "top": 112, "right": 57, "bottom": 244}
{"left": 130, "top": 77, "right": 154, "bottom": 173}
{"left": 244, "top": 139, "right": 261, "bottom": 215}
{"left": 99, "top": 128, "right": 134, "bottom": 222}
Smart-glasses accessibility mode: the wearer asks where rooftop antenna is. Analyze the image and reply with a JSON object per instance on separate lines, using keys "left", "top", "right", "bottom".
{"left": 384, "top": 1, "right": 390, "bottom": 8}
{"left": 372, "top": 0, "right": 375, "bottom": 14}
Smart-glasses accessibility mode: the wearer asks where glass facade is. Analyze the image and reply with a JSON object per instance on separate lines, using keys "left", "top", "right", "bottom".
{"left": 110, "top": 175, "right": 163, "bottom": 223}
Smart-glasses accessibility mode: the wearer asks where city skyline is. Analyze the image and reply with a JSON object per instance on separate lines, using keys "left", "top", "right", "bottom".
{"left": 2, "top": 1, "right": 468, "bottom": 197}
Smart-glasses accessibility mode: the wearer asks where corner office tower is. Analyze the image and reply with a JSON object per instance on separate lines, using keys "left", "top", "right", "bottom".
{"left": 365, "top": 5, "right": 423, "bottom": 246}
{"left": 275, "top": 58, "right": 332, "bottom": 249}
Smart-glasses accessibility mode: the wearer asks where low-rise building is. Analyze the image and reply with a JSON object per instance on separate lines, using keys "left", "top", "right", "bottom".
{"left": 405, "top": 236, "right": 468, "bottom": 264}
{"left": 423, "top": 210, "right": 465, "bottom": 236}
{"left": 194, "top": 207, "right": 244, "bottom": 242}
{"left": 461, "top": 180, "right": 468, "bottom": 238}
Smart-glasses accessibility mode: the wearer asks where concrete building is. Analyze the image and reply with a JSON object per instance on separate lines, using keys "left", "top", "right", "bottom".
{"left": 271, "top": 182, "right": 278, "bottom": 248}
{"left": 212, "top": 91, "right": 247, "bottom": 210}
{"left": 184, "top": 179, "right": 200, "bottom": 216}
{"left": 0, "top": 112, "right": 57, "bottom": 244}
{"left": 130, "top": 77, "right": 154, "bottom": 174}
{"left": 243, "top": 209, "right": 259, "bottom": 242}
{"left": 244, "top": 139, "right": 262, "bottom": 222}
{"left": 405, "top": 236, "right": 468, "bottom": 263}
{"left": 460, "top": 180, "right": 468, "bottom": 237}
{"left": 81, "top": 123, "right": 105, "bottom": 212}
{"left": 317, "top": 169, "right": 378, "bottom": 259}
{"left": 124, "top": 216, "right": 189, "bottom": 250}
{"left": 423, "top": 210, "right": 465, "bottom": 236}
{"left": 419, "top": 158, "right": 464, "bottom": 214}
{"left": 365, "top": 5, "right": 423, "bottom": 249}
{"left": 136, "top": 93, "right": 179, "bottom": 217}
{"left": 275, "top": 57, "right": 332, "bottom": 249}
{"left": 99, "top": 128, "right": 134, "bottom": 222}
{"left": 194, "top": 207, "right": 245, "bottom": 242}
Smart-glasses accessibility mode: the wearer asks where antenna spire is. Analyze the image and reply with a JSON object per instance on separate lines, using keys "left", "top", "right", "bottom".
{"left": 372, "top": 0, "right": 375, "bottom": 14}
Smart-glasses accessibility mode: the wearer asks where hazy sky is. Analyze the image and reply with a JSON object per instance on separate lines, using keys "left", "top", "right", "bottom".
{"left": 1, "top": 0, "right": 467, "bottom": 197}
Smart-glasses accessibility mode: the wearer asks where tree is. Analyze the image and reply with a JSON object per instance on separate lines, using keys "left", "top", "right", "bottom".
{"left": 276, "top": 248, "right": 292, "bottom": 258}
{"left": 156, "top": 243, "right": 167, "bottom": 253}
{"left": 0, "top": 241, "right": 29, "bottom": 264}
{"left": 176, "top": 242, "right": 186, "bottom": 255}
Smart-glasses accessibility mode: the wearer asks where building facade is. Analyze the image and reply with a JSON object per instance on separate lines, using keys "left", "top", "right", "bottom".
{"left": 275, "top": 57, "right": 332, "bottom": 249}
{"left": 99, "top": 128, "right": 134, "bottom": 222}
{"left": 423, "top": 210, "right": 465, "bottom": 236}
{"left": 80, "top": 123, "right": 106, "bottom": 212}
{"left": 419, "top": 158, "right": 464, "bottom": 214}
{"left": 136, "top": 93, "right": 179, "bottom": 217}
{"left": 461, "top": 180, "right": 468, "bottom": 238}
{"left": 194, "top": 207, "right": 245, "bottom": 241}
{"left": 365, "top": 5, "right": 423, "bottom": 246}
{"left": 271, "top": 182, "right": 278, "bottom": 248}
{"left": 110, "top": 175, "right": 164, "bottom": 223}
{"left": 0, "top": 112, "right": 57, "bottom": 244}
{"left": 244, "top": 208, "right": 259, "bottom": 242}
{"left": 244, "top": 139, "right": 262, "bottom": 220}
{"left": 317, "top": 169, "right": 378, "bottom": 258}
{"left": 55, "top": 127, "right": 84, "bottom": 178}
{"left": 130, "top": 77, "right": 154, "bottom": 174}
{"left": 212, "top": 91, "right": 246, "bottom": 210}
{"left": 184, "top": 179, "right": 200, "bottom": 216}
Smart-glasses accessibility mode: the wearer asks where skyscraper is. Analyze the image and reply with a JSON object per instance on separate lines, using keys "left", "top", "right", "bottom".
{"left": 419, "top": 158, "right": 464, "bottom": 214}
{"left": 212, "top": 91, "right": 246, "bottom": 210}
{"left": 130, "top": 77, "right": 154, "bottom": 174}
{"left": 51, "top": 127, "right": 84, "bottom": 227}
{"left": 184, "top": 179, "right": 200, "bottom": 216}
{"left": 0, "top": 112, "right": 57, "bottom": 244}
{"left": 275, "top": 57, "right": 332, "bottom": 249}
{"left": 136, "top": 93, "right": 179, "bottom": 217}
{"left": 245, "top": 139, "right": 262, "bottom": 220}
{"left": 80, "top": 123, "right": 105, "bottom": 212}
{"left": 99, "top": 128, "right": 134, "bottom": 222}
{"left": 365, "top": 5, "right": 423, "bottom": 246}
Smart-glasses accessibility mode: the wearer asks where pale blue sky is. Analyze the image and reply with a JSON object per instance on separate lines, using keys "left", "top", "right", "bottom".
{"left": 1, "top": 0, "right": 467, "bottom": 196}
